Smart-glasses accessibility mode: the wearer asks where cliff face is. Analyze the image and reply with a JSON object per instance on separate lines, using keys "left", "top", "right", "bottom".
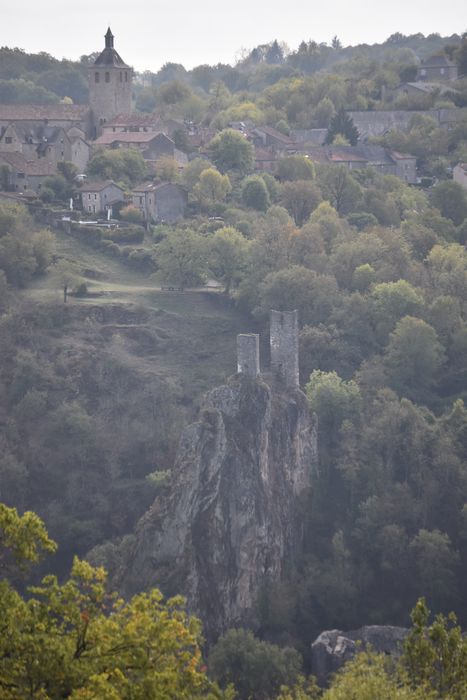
{"left": 121, "top": 374, "right": 317, "bottom": 641}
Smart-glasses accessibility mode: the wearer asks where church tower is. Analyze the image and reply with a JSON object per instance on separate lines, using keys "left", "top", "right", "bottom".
{"left": 88, "top": 28, "right": 132, "bottom": 137}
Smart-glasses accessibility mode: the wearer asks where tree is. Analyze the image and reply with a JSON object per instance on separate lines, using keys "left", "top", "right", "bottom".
{"left": 155, "top": 155, "right": 179, "bottom": 183}
{"left": 408, "top": 530, "right": 459, "bottom": 612}
{"left": 209, "top": 227, "right": 250, "bottom": 293}
{"left": 208, "top": 129, "right": 254, "bottom": 174}
{"left": 276, "top": 156, "right": 315, "bottom": 182}
{"left": 259, "top": 265, "right": 339, "bottom": 326}
{"left": 193, "top": 167, "right": 231, "bottom": 210}
{"left": 180, "top": 157, "right": 212, "bottom": 192}
{"left": 319, "top": 166, "right": 362, "bottom": 215}
{"left": 241, "top": 175, "right": 271, "bottom": 212}
{"left": 402, "top": 598, "right": 467, "bottom": 699}
{"left": 370, "top": 280, "right": 424, "bottom": 343}
{"left": 0, "top": 503, "right": 56, "bottom": 576}
{"left": 325, "top": 107, "right": 359, "bottom": 146}
{"left": 0, "top": 505, "right": 228, "bottom": 700}
{"left": 383, "top": 316, "right": 444, "bottom": 398}
{"left": 280, "top": 180, "right": 322, "bottom": 226}
{"left": 305, "top": 370, "right": 361, "bottom": 440}
{"left": 156, "top": 229, "right": 207, "bottom": 289}
{"left": 52, "top": 259, "right": 82, "bottom": 303}
{"left": 208, "top": 628, "right": 301, "bottom": 700}
{"left": 431, "top": 181, "right": 467, "bottom": 226}
{"left": 87, "top": 150, "right": 148, "bottom": 187}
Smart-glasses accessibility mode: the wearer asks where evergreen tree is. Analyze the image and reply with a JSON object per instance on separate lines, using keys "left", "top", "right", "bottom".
{"left": 325, "top": 107, "right": 359, "bottom": 146}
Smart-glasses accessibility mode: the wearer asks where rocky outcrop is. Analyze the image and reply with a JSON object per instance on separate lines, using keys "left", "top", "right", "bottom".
{"left": 311, "top": 625, "right": 409, "bottom": 684}
{"left": 120, "top": 373, "right": 317, "bottom": 641}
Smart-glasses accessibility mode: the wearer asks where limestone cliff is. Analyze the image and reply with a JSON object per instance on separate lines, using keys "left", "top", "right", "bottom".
{"left": 120, "top": 373, "right": 317, "bottom": 641}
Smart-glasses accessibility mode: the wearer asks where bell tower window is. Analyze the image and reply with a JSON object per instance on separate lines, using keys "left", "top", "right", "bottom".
{"left": 105, "top": 72, "right": 110, "bottom": 83}
{"left": 95, "top": 72, "right": 100, "bottom": 83}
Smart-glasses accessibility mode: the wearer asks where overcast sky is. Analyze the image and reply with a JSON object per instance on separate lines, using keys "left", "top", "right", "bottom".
{"left": 2, "top": 1, "right": 466, "bottom": 72}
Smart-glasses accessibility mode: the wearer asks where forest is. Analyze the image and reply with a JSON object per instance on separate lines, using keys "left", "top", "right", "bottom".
{"left": 1, "top": 28, "right": 467, "bottom": 699}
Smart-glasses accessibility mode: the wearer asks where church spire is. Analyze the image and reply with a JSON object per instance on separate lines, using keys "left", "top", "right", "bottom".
{"left": 105, "top": 27, "right": 114, "bottom": 49}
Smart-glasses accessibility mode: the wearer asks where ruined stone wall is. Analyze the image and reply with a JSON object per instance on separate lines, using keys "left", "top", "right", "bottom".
{"left": 270, "top": 310, "right": 299, "bottom": 387}
{"left": 237, "top": 334, "right": 260, "bottom": 377}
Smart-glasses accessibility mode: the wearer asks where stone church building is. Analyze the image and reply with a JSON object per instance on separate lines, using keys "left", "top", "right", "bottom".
{"left": 0, "top": 28, "right": 134, "bottom": 176}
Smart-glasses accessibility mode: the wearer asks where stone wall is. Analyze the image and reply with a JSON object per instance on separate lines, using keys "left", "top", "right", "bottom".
{"left": 270, "top": 309, "right": 299, "bottom": 388}
{"left": 237, "top": 334, "right": 260, "bottom": 377}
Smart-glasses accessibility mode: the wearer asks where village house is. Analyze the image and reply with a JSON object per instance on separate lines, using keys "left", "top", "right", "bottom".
{"left": 251, "top": 125, "right": 294, "bottom": 152}
{"left": 298, "top": 145, "right": 417, "bottom": 183}
{"left": 394, "top": 82, "right": 460, "bottom": 100}
{"left": 132, "top": 182, "right": 187, "bottom": 223}
{"left": 101, "top": 113, "right": 165, "bottom": 135}
{"left": 0, "top": 151, "right": 56, "bottom": 192}
{"left": 92, "top": 131, "right": 188, "bottom": 167}
{"left": 80, "top": 180, "right": 125, "bottom": 214}
{"left": 417, "top": 54, "right": 459, "bottom": 82}
{"left": 453, "top": 163, "right": 467, "bottom": 190}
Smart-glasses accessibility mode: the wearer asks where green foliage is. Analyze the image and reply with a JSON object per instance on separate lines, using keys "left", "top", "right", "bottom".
{"left": 276, "top": 156, "right": 315, "bottom": 182}
{"left": 259, "top": 266, "right": 339, "bottom": 326}
{"left": 325, "top": 108, "right": 359, "bottom": 146}
{"left": 156, "top": 229, "right": 207, "bottom": 288}
{"left": 0, "top": 200, "right": 54, "bottom": 287}
{"left": 119, "top": 204, "right": 145, "bottom": 224}
{"left": 209, "top": 226, "right": 250, "bottom": 293}
{"left": 383, "top": 316, "right": 444, "bottom": 398}
{"left": 209, "top": 129, "right": 254, "bottom": 175}
{"left": 86, "top": 150, "right": 148, "bottom": 187}
{"left": 402, "top": 598, "right": 467, "bottom": 699}
{"left": 0, "top": 523, "right": 225, "bottom": 700}
{"left": 0, "top": 503, "right": 57, "bottom": 573}
{"left": 280, "top": 180, "right": 322, "bottom": 225}
{"left": 431, "top": 181, "right": 467, "bottom": 226}
{"left": 208, "top": 628, "right": 302, "bottom": 700}
{"left": 318, "top": 166, "right": 362, "bottom": 215}
{"left": 193, "top": 167, "right": 232, "bottom": 210}
{"left": 241, "top": 175, "right": 271, "bottom": 212}
{"left": 306, "top": 370, "right": 361, "bottom": 435}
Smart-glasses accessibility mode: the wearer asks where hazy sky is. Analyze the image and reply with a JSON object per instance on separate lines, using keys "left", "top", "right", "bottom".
{"left": 2, "top": 1, "right": 466, "bottom": 72}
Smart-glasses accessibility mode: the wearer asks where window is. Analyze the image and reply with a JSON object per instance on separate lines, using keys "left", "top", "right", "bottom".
{"left": 88, "top": 194, "right": 91, "bottom": 200}
{"left": 440, "top": 68, "right": 445, "bottom": 75}
{"left": 120, "top": 72, "right": 123, "bottom": 82}
{"left": 88, "top": 205, "right": 92, "bottom": 212}
{"left": 95, "top": 72, "right": 100, "bottom": 83}
{"left": 94, "top": 194, "right": 97, "bottom": 200}
{"left": 139, "top": 196, "right": 143, "bottom": 204}
{"left": 5, "top": 137, "right": 12, "bottom": 144}
{"left": 125, "top": 72, "right": 128, "bottom": 82}
{"left": 105, "top": 72, "right": 110, "bottom": 83}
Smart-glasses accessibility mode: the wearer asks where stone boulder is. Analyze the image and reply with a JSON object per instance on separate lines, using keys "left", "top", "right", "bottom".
{"left": 311, "top": 625, "right": 409, "bottom": 684}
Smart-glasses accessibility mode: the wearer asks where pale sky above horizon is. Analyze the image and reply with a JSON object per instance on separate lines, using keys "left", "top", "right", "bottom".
{"left": 2, "top": 1, "right": 466, "bottom": 73}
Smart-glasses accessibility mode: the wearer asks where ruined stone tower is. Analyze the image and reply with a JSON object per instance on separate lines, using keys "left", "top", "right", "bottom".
{"left": 270, "top": 310, "right": 299, "bottom": 387}
{"left": 88, "top": 28, "right": 132, "bottom": 137}
{"left": 237, "top": 334, "right": 260, "bottom": 377}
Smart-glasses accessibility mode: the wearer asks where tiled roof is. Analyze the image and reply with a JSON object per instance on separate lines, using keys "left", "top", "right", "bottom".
{"left": 421, "top": 54, "right": 456, "bottom": 67}
{"left": 79, "top": 180, "right": 124, "bottom": 192}
{"left": 0, "top": 104, "right": 89, "bottom": 121}
{"left": 0, "top": 151, "right": 56, "bottom": 175}
{"left": 94, "top": 131, "right": 169, "bottom": 145}
{"left": 254, "top": 126, "right": 293, "bottom": 144}
{"left": 105, "top": 113, "right": 163, "bottom": 127}
{"left": 390, "top": 151, "right": 416, "bottom": 160}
